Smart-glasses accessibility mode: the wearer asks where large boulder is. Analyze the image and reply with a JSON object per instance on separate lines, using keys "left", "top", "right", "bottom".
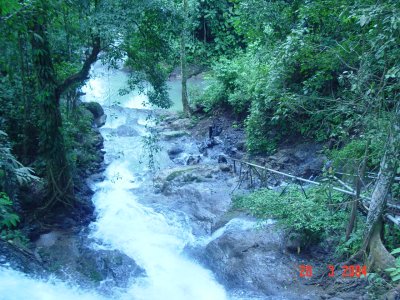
{"left": 153, "top": 165, "right": 217, "bottom": 194}
{"left": 83, "top": 102, "right": 104, "bottom": 119}
{"left": 83, "top": 102, "right": 106, "bottom": 128}
{"left": 35, "top": 230, "right": 145, "bottom": 288}
{"left": 0, "top": 240, "right": 46, "bottom": 276}
{"left": 201, "top": 219, "right": 320, "bottom": 299}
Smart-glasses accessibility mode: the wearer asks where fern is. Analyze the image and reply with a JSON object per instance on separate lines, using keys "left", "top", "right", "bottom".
{"left": 386, "top": 248, "right": 400, "bottom": 282}
{"left": 0, "top": 192, "right": 20, "bottom": 229}
{"left": 0, "top": 130, "right": 39, "bottom": 189}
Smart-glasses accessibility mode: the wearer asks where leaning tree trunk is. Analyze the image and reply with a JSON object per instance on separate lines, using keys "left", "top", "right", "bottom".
{"left": 361, "top": 101, "right": 400, "bottom": 271}
{"left": 31, "top": 21, "right": 74, "bottom": 209}
{"left": 29, "top": 1, "right": 101, "bottom": 212}
{"left": 180, "top": 0, "right": 191, "bottom": 117}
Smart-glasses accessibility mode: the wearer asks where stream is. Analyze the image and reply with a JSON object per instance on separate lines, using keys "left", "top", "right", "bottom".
{"left": 0, "top": 62, "right": 263, "bottom": 300}
{"left": 0, "top": 60, "right": 327, "bottom": 300}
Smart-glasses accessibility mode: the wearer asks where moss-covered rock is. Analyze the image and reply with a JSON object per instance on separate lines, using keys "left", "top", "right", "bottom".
{"left": 83, "top": 102, "right": 104, "bottom": 119}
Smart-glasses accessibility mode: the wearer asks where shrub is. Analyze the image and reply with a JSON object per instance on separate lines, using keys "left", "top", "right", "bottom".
{"left": 233, "top": 185, "right": 347, "bottom": 245}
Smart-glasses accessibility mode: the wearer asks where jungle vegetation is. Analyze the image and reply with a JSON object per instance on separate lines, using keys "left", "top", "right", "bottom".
{"left": 0, "top": 0, "right": 399, "bottom": 292}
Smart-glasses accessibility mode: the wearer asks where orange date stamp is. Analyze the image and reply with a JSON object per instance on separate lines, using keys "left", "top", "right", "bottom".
{"left": 299, "top": 265, "right": 367, "bottom": 278}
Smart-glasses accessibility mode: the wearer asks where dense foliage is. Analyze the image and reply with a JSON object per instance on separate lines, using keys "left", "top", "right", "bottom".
{"left": 0, "top": 2, "right": 399, "bottom": 291}
{"left": 234, "top": 185, "right": 349, "bottom": 247}
{"left": 195, "top": 0, "right": 399, "bottom": 156}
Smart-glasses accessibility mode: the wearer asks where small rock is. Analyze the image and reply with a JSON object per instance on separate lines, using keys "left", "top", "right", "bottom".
{"left": 219, "top": 163, "right": 231, "bottom": 172}
{"left": 186, "top": 155, "right": 201, "bottom": 165}
{"left": 116, "top": 124, "right": 138, "bottom": 136}
{"left": 162, "top": 130, "right": 188, "bottom": 140}
{"left": 167, "top": 146, "right": 184, "bottom": 159}
{"left": 218, "top": 155, "right": 228, "bottom": 164}
{"left": 226, "top": 147, "right": 238, "bottom": 156}
{"left": 213, "top": 136, "right": 223, "bottom": 145}
{"left": 236, "top": 141, "right": 246, "bottom": 151}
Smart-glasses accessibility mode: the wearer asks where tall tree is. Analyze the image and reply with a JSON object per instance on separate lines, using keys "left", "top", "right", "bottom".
{"left": 358, "top": 102, "right": 399, "bottom": 271}
{"left": 29, "top": 0, "right": 100, "bottom": 210}
{"left": 180, "top": 0, "right": 191, "bottom": 116}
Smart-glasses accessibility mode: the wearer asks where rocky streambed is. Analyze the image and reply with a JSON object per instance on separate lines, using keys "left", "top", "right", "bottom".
{"left": 0, "top": 62, "right": 364, "bottom": 300}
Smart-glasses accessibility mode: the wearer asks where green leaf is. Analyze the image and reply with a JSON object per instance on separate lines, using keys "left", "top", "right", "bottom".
{"left": 391, "top": 248, "right": 400, "bottom": 255}
{"left": 385, "top": 268, "right": 396, "bottom": 272}
{"left": 392, "top": 274, "right": 400, "bottom": 282}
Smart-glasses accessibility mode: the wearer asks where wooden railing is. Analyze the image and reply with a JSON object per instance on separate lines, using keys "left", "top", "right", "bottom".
{"left": 228, "top": 157, "right": 400, "bottom": 227}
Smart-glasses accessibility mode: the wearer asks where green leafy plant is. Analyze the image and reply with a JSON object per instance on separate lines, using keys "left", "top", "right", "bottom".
{"left": 386, "top": 248, "right": 400, "bottom": 282}
{"left": 234, "top": 185, "right": 347, "bottom": 246}
{"left": 0, "top": 192, "right": 19, "bottom": 229}
{"left": 336, "top": 225, "right": 365, "bottom": 258}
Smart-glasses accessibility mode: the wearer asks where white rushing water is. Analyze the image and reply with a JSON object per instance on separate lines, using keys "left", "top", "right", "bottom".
{"left": 0, "top": 268, "right": 107, "bottom": 300}
{"left": 0, "top": 61, "right": 253, "bottom": 300}
{"left": 85, "top": 61, "right": 228, "bottom": 299}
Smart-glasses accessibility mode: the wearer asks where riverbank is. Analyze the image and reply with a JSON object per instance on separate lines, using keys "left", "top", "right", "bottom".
{"left": 155, "top": 110, "right": 372, "bottom": 299}
{"left": 1, "top": 101, "right": 108, "bottom": 278}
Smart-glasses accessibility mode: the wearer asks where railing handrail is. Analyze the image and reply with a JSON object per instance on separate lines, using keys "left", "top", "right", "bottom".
{"left": 228, "top": 157, "right": 400, "bottom": 226}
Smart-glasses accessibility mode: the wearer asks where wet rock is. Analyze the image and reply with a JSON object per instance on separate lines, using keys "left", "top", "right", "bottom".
{"left": 0, "top": 240, "right": 46, "bottom": 276}
{"left": 92, "top": 131, "right": 104, "bottom": 149}
{"left": 186, "top": 155, "right": 201, "bottom": 165}
{"left": 161, "top": 130, "right": 189, "bottom": 140}
{"left": 83, "top": 102, "right": 104, "bottom": 119}
{"left": 94, "top": 114, "right": 107, "bottom": 128}
{"left": 198, "top": 137, "right": 222, "bottom": 154}
{"left": 169, "top": 118, "right": 192, "bottom": 130}
{"left": 226, "top": 146, "right": 238, "bottom": 157}
{"left": 218, "top": 155, "right": 228, "bottom": 164}
{"left": 167, "top": 146, "right": 184, "bottom": 159}
{"left": 162, "top": 183, "right": 232, "bottom": 236}
{"left": 35, "top": 231, "right": 145, "bottom": 288}
{"left": 116, "top": 124, "right": 138, "bottom": 136}
{"left": 77, "top": 249, "right": 144, "bottom": 287}
{"left": 203, "top": 222, "right": 289, "bottom": 294}
{"left": 219, "top": 163, "right": 231, "bottom": 172}
{"left": 202, "top": 220, "right": 319, "bottom": 299}
{"left": 83, "top": 102, "right": 106, "bottom": 128}
{"left": 154, "top": 165, "right": 200, "bottom": 192}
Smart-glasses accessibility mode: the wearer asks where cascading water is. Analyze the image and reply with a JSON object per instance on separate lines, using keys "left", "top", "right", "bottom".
{"left": 84, "top": 61, "right": 229, "bottom": 299}
{"left": 0, "top": 61, "right": 246, "bottom": 300}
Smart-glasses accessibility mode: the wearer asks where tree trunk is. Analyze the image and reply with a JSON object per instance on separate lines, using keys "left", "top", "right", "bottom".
{"left": 180, "top": 0, "right": 191, "bottom": 117}
{"left": 31, "top": 20, "right": 74, "bottom": 209}
{"left": 345, "top": 140, "right": 369, "bottom": 241}
{"left": 18, "top": 33, "right": 29, "bottom": 164}
{"left": 360, "top": 102, "right": 400, "bottom": 271}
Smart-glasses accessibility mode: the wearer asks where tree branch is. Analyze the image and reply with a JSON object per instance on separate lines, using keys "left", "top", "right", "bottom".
{"left": 56, "top": 36, "right": 101, "bottom": 97}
